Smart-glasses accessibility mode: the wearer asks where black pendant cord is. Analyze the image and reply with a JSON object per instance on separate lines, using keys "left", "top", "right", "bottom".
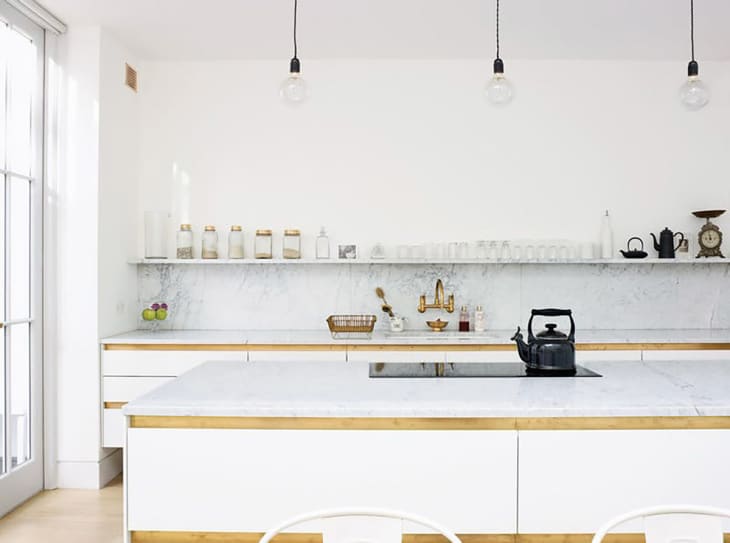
{"left": 690, "top": 0, "right": 695, "bottom": 61}
{"left": 495, "top": 0, "right": 500, "bottom": 60}
{"left": 293, "top": 0, "right": 299, "bottom": 60}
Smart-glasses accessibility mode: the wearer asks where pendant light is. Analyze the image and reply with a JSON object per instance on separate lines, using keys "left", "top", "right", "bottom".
{"left": 485, "top": 0, "right": 514, "bottom": 105}
{"left": 280, "top": 0, "right": 307, "bottom": 104}
{"left": 679, "top": 0, "right": 709, "bottom": 111}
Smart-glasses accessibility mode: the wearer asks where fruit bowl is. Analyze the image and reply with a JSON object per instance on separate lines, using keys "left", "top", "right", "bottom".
{"left": 426, "top": 319, "right": 449, "bottom": 332}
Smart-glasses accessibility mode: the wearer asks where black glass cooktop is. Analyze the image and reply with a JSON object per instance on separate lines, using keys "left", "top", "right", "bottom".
{"left": 369, "top": 362, "right": 601, "bottom": 378}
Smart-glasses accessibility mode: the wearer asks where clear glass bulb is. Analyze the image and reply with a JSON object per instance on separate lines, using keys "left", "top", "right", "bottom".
{"left": 679, "top": 75, "right": 709, "bottom": 111}
{"left": 280, "top": 73, "right": 307, "bottom": 104}
{"left": 485, "top": 74, "right": 514, "bottom": 106}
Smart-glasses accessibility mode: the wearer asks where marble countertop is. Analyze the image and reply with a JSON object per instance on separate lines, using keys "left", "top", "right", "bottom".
{"left": 123, "top": 359, "right": 730, "bottom": 418}
{"left": 102, "top": 328, "right": 730, "bottom": 345}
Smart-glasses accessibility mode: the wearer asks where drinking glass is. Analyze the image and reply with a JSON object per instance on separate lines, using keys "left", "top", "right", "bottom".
{"left": 500, "top": 241, "right": 511, "bottom": 260}
{"left": 536, "top": 244, "right": 547, "bottom": 261}
{"left": 411, "top": 244, "right": 426, "bottom": 260}
{"left": 457, "top": 242, "right": 470, "bottom": 260}
{"left": 447, "top": 242, "right": 459, "bottom": 260}
{"left": 488, "top": 241, "right": 499, "bottom": 260}
{"left": 525, "top": 244, "right": 536, "bottom": 261}
{"left": 475, "top": 240, "right": 489, "bottom": 259}
{"left": 511, "top": 243, "right": 522, "bottom": 261}
{"left": 397, "top": 245, "right": 411, "bottom": 259}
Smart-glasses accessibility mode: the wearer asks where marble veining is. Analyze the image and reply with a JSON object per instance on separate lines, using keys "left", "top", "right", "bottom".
{"left": 123, "top": 359, "right": 730, "bottom": 417}
{"left": 136, "top": 263, "right": 730, "bottom": 331}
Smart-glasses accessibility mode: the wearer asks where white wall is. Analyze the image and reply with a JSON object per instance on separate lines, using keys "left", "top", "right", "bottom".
{"left": 98, "top": 31, "right": 139, "bottom": 338}
{"left": 52, "top": 25, "right": 103, "bottom": 488}
{"left": 137, "top": 59, "right": 730, "bottom": 259}
{"left": 49, "top": 26, "right": 137, "bottom": 488}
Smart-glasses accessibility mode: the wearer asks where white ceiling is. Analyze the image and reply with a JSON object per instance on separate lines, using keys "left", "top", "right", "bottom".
{"left": 40, "top": 0, "right": 730, "bottom": 61}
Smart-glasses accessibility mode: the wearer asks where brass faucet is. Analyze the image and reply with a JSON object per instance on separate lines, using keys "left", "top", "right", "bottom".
{"left": 418, "top": 279, "right": 455, "bottom": 313}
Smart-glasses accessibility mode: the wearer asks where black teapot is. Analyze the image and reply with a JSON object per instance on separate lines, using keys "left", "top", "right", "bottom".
{"left": 650, "top": 227, "right": 685, "bottom": 259}
{"left": 511, "top": 309, "right": 576, "bottom": 375}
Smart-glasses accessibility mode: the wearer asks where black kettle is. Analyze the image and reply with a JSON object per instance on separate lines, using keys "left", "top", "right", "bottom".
{"left": 650, "top": 227, "right": 684, "bottom": 259}
{"left": 511, "top": 309, "right": 576, "bottom": 375}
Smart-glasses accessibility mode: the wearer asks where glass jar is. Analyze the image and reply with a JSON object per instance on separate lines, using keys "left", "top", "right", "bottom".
{"left": 201, "top": 225, "right": 218, "bottom": 259}
{"left": 255, "top": 229, "right": 273, "bottom": 259}
{"left": 228, "top": 226, "right": 244, "bottom": 259}
{"left": 316, "top": 227, "right": 330, "bottom": 259}
{"left": 176, "top": 224, "right": 193, "bottom": 259}
{"left": 283, "top": 229, "right": 301, "bottom": 259}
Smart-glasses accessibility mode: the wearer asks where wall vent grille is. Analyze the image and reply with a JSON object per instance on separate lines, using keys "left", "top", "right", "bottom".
{"left": 125, "top": 63, "right": 138, "bottom": 92}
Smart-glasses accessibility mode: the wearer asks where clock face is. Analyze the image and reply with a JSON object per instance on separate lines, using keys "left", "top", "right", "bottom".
{"left": 701, "top": 228, "right": 722, "bottom": 249}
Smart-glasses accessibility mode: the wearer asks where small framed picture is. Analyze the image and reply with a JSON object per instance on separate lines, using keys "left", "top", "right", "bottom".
{"left": 338, "top": 244, "right": 357, "bottom": 259}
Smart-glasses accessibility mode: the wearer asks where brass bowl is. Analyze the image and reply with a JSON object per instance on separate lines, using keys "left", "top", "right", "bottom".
{"left": 426, "top": 319, "right": 449, "bottom": 332}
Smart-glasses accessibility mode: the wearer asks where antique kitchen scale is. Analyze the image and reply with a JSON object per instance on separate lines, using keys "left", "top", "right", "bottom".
{"left": 692, "top": 210, "right": 725, "bottom": 258}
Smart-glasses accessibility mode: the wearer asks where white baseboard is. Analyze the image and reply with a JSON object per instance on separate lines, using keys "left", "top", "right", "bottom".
{"left": 56, "top": 449, "right": 123, "bottom": 489}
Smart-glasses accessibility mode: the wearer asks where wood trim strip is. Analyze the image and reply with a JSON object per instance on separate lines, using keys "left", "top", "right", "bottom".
{"left": 105, "top": 342, "right": 730, "bottom": 352}
{"left": 129, "top": 416, "right": 517, "bottom": 430}
{"left": 104, "top": 344, "right": 248, "bottom": 351}
{"left": 103, "top": 401, "right": 127, "bottom": 409}
{"left": 128, "top": 415, "right": 730, "bottom": 431}
{"left": 127, "top": 533, "right": 730, "bottom": 543}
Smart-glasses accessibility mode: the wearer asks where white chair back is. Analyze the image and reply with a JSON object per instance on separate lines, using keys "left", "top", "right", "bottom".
{"left": 592, "top": 505, "right": 730, "bottom": 543}
{"left": 259, "top": 507, "right": 463, "bottom": 543}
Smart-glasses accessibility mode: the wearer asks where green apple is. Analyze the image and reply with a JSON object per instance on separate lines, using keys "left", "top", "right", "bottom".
{"left": 142, "top": 308, "right": 156, "bottom": 321}
{"left": 155, "top": 309, "right": 168, "bottom": 320}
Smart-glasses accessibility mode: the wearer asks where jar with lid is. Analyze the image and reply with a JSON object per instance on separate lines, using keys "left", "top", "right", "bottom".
{"left": 228, "top": 226, "right": 244, "bottom": 259}
{"left": 202, "top": 225, "right": 218, "bottom": 259}
{"left": 283, "top": 229, "right": 301, "bottom": 259}
{"left": 255, "top": 229, "right": 273, "bottom": 259}
{"left": 176, "top": 224, "right": 194, "bottom": 259}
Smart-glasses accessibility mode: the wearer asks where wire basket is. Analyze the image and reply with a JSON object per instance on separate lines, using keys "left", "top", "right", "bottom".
{"left": 326, "top": 314, "right": 377, "bottom": 339}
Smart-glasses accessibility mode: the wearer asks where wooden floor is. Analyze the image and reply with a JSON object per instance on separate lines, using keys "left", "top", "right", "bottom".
{"left": 0, "top": 476, "right": 122, "bottom": 543}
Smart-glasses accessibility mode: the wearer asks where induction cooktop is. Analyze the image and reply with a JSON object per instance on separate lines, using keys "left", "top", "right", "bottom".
{"left": 369, "top": 362, "right": 602, "bottom": 378}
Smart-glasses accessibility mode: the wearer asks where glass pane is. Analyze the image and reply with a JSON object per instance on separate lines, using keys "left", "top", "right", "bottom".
{"left": 6, "top": 24, "right": 35, "bottom": 177}
{"left": 8, "top": 177, "right": 30, "bottom": 320}
{"left": 0, "top": 330, "right": 5, "bottom": 475}
{"left": 0, "top": 174, "right": 4, "bottom": 322}
{"left": 9, "top": 323, "right": 30, "bottom": 468}
{"left": 0, "top": 22, "right": 8, "bottom": 171}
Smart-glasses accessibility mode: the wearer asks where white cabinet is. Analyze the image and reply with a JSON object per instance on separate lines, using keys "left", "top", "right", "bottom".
{"left": 247, "top": 349, "right": 346, "bottom": 362}
{"left": 518, "top": 430, "right": 730, "bottom": 533}
{"left": 127, "top": 429, "right": 518, "bottom": 534}
{"left": 103, "top": 349, "right": 244, "bottom": 376}
{"left": 348, "top": 349, "right": 445, "bottom": 363}
{"left": 101, "top": 348, "right": 245, "bottom": 448}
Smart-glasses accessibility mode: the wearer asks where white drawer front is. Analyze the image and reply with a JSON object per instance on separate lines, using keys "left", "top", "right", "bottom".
{"left": 642, "top": 349, "right": 730, "bottom": 361}
{"left": 247, "top": 350, "right": 346, "bottom": 362}
{"left": 348, "top": 350, "right": 445, "bottom": 363}
{"left": 446, "top": 350, "right": 521, "bottom": 363}
{"left": 103, "top": 349, "right": 244, "bottom": 376}
{"left": 127, "top": 429, "right": 517, "bottom": 533}
{"left": 518, "top": 429, "right": 730, "bottom": 533}
{"left": 103, "top": 408, "right": 124, "bottom": 448}
{"left": 103, "top": 376, "right": 173, "bottom": 402}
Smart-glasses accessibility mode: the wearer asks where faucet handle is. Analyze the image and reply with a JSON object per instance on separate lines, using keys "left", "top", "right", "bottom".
{"left": 418, "top": 294, "right": 427, "bottom": 313}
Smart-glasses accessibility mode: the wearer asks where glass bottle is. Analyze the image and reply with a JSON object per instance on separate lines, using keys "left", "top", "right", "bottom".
{"left": 459, "top": 305, "right": 470, "bottom": 332}
{"left": 316, "top": 227, "right": 330, "bottom": 259}
{"left": 474, "top": 305, "right": 486, "bottom": 332}
{"left": 201, "top": 225, "right": 218, "bottom": 259}
{"left": 255, "top": 230, "right": 273, "bottom": 259}
{"left": 228, "top": 226, "right": 244, "bottom": 259}
{"left": 283, "top": 229, "right": 301, "bottom": 259}
{"left": 176, "top": 224, "right": 193, "bottom": 259}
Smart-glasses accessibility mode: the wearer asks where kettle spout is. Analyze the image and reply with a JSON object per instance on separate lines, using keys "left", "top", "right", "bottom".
{"left": 650, "top": 232, "right": 660, "bottom": 251}
{"left": 511, "top": 327, "right": 530, "bottom": 363}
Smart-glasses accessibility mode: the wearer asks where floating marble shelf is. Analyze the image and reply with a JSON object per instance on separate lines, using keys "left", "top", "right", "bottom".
{"left": 130, "top": 258, "right": 730, "bottom": 265}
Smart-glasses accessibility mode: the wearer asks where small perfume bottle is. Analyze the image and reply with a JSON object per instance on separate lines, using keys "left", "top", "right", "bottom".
{"left": 316, "top": 227, "right": 330, "bottom": 259}
{"left": 459, "top": 305, "right": 470, "bottom": 332}
{"left": 474, "top": 305, "right": 486, "bottom": 332}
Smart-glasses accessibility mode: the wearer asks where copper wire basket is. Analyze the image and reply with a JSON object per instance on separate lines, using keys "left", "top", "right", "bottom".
{"left": 326, "top": 315, "right": 377, "bottom": 339}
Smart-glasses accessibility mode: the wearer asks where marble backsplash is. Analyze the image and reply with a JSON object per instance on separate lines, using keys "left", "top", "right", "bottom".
{"left": 137, "top": 263, "right": 730, "bottom": 331}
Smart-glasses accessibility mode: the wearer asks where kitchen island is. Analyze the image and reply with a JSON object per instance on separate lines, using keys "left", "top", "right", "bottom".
{"left": 123, "top": 359, "right": 730, "bottom": 543}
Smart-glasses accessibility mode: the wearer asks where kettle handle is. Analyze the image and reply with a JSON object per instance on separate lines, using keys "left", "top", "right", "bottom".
{"left": 673, "top": 231, "right": 685, "bottom": 250}
{"left": 528, "top": 308, "right": 575, "bottom": 342}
